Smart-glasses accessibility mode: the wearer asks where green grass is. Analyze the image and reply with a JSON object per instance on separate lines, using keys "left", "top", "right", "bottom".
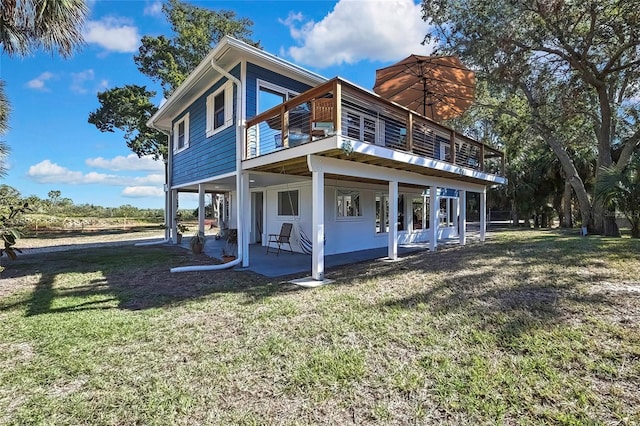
{"left": 1, "top": 230, "right": 639, "bottom": 424}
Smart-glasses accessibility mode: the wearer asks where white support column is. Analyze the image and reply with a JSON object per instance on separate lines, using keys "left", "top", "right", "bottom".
{"left": 164, "top": 184, "right": 171, "bottom": 240}
{"left": 407, "top": 195, "right": 413, "bottom": 231}
{"left": 388, "top": 181, "right": 398, "bottom": 260}
{"left": 445, "top": 198, "right": 451, "bottom": 227}
{"left": 312, "top": 170, "right": 325, "bottom": 280}
{"left": 453, "top": 197, "right": 459, "bottom": 234}
{"left": 241, "top": 172, "right": 250, "bottom": 267}
{"left": 222, "top": 193, "right": 228, "bottom": 228}
{"left": 171, "top": 189, "right": 178, "bottom": 244}
{"left": 429, "top": 186, "right": 438, "bottom": 251}
{"left": 422, "top": 194, "right": 427, "bottom": 230}
{"left": 198, "top": 184, "right": 205, "bottom": 235}
{"left": 480, "top": 189, "right": 487, "bottom": 242}
{"left": 262, "top": 192, "right": 267, "bottom": 246}
{"left": 459, "top": 190, "right": 467, "bottom": 245}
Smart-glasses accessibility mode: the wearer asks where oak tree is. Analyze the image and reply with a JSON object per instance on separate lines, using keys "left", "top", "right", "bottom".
{"left": 423, "top": 0, "right": 640, "bottom": 235}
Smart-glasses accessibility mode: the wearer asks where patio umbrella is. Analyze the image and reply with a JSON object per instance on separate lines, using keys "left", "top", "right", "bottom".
{"left": 373, "top": 54, "right": 475, "bottom": 122}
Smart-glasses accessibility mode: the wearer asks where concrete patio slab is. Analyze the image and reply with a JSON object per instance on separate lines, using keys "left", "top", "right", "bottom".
{"left": 177, "top": 227, "right": 481, "bottom": 278}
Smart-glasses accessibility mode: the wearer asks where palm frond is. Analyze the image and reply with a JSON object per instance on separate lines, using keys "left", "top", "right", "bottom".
{"left": 1, "top": 0, "right": 88, "bottom": 57}
{"left": 0, "top": 80, "right": 9, "bottom": 135}
{"left": 595, "top": 165, "right": 625, "bottom": 208}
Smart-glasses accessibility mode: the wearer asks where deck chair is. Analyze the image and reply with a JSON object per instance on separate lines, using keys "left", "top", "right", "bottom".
{"left": 266, "top": 222, "right": 293, "bottom": 255}
{"left": 311, "top": 98, "right": 335, "bottom": 140}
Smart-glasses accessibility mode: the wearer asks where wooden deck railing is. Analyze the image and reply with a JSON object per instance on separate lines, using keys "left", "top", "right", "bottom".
{"left": 245, "top": 77, "right": 505, "bottom": 176}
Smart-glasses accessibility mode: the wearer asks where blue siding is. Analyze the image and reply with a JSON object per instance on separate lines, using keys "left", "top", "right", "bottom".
{"left": 245, "top": 62, "right": 316, "bottom": 118}
{"left": 171, "top": 62, "right": 318, "bottom": 187}
{"left": 172, "top": 64, "right": 241, "bottom": 186}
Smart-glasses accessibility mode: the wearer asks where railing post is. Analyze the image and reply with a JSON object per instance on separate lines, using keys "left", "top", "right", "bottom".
{"left": 450, "top": 130, "right": 456, "bottom": 165}
{"left": 407, "top": 112, "right": 413, "bottom": 153}
{"left": 281, "top": 104, "right": 289, "bottom": 148}
{"left": 480, "top": 143, "right": 485, "bottom": 171}
{"left": 244, "top": 126, "right": 248, "bottom": 159}
{"left": 333, "top": 80, "right": 342, "bottom": 135}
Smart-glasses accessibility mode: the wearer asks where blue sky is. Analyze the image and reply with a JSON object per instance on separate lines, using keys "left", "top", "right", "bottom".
{"left": 2, "top": 0, "right": 433, "bottom": 209}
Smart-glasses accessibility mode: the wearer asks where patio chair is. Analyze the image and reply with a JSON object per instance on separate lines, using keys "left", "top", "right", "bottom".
{"left": 266, "top": 222, "right": 293, "bottom": 255}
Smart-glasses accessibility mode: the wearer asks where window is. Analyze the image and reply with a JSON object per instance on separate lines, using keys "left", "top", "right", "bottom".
{"left": 438, "top": 140, "right": 451, "bottom": 162}
{"left": 345, "top": 110, "right": 377, "bottom": 144}
{"left": 214, "top": 92, "right": 225, "bottom": 129}
{"left": 206, "top": 82, "right": 233, "bottom": 137}
{"left": 278, "top": 190, "right": 298, "bottom": 216}
{"left": 173, "top": 113, "right": 189, "bottom": 152}
{"left": 258, "top": 81, "right": 298, "bottom": 114}
{"left": 337, "top": 190, "right": 361, "bottom": 217}
{"left": 375, "top": 193, "right": 405, "bottom": 233}
{"left": 412, "top": 196, "right": 427, "bottom": 230}
{"left": 375, "top": 193, "right": 389, "bottom": 233}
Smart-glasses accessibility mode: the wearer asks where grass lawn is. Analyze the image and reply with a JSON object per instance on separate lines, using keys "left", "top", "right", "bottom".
{"left": 0, "top": 230, "right": 639, "bottom": 425}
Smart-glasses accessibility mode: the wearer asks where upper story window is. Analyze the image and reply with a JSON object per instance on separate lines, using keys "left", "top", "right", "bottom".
{"left": 258, "top": 80, "right": 298, "bottom": 114}
{"left": 173, "top": 113, "right": 189, "bottom": 153}
{"left": 344, "top": 109, "right": 378, "bottom": 144}
{"left": 206, "top": 82, "right": 233, "bottom": 137}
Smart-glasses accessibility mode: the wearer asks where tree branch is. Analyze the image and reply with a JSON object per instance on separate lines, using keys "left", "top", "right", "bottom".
{"left": 617, "top": 128, "right": 640, "bottom": 169}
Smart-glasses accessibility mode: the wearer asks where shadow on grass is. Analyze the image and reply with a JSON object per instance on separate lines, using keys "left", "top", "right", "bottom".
{"left": 0, "top": 244, "right": 304, "bottom": 314}
{"left": 1, "top": 229, "right": 637, "bottom": 325}
{"left": 362, "top": 230, "right": 632, "bottom": 349}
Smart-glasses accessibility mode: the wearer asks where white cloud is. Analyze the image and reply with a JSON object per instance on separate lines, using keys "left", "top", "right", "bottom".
{"left": 25, "top": 72, "right": 55, "bottom": 91}
{"left": 122, "top": 186, "right": 164, "bottom": 198}
{"left": 282, "top": 0, "right": 434, "bottom": 68}
{"left": 28, "top": 160, "right": 84, "bottom": 183}
{"left": 131, "top": 174, "right": 165, "bottom": 185}
{"left": 27, "top": 160, "right": 163, "bottom": 187}
{"left": 143, "top": 1, "right": 163, "bottom": 17}
{"left": 86, "top": 154, "right": 164, "bottom": 172}
{"left": 70, "top": 69, "right": 95, "bottom": 94}
{"left": 84, "top": 17, "right": 140, "bottom": 53}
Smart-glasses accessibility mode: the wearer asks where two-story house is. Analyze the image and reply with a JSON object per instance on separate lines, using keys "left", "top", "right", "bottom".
{"left": 148, "top": 36, "right": 506, "bottom": 282}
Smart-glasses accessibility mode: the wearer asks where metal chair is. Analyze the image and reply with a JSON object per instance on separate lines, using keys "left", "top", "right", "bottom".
{"left": 266, "top": 223, "right": 293, "bottom": 255}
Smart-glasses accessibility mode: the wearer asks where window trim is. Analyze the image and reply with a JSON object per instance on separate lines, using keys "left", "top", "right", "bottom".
{"left": 173, "top": 113, "right": 190, "bottom": 153}
{"left": 206, "top": 82, "right": 233, "bottom": 137}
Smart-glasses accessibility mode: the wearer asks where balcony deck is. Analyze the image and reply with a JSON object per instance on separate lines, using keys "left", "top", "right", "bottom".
{"left": 244, "top": 78, "right": 504, "bottom": 186}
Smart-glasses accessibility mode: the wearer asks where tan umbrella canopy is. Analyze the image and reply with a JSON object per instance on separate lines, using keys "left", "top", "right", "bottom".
{"left": 373, "top": 54, "right": 476, "bottom": 122}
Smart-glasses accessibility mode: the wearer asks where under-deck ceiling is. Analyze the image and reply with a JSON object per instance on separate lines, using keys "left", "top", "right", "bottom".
{"left": 246, "top": 149, "right": 497, "bottom": 187}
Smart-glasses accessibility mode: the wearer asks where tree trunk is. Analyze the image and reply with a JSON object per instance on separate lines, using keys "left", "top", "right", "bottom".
{"left": 552, "top": 185, "right": 563, "bottom": 228}
{"left": 521, "top": 85, "right": 595, "bottom": 232}
{"left": 593, "top": 202, "right": 621, "bottom": 237}
{"left": 562, "top": 178, "right": 573, "bottom": 228}
{"left": 631, "top": 217, "right": 640, "bottom": 238}
{"left": 591, "top": 85, "right": 620, "bottom": 236}
{"left": 538, "top": 126, "right": 593, "bottom": 231}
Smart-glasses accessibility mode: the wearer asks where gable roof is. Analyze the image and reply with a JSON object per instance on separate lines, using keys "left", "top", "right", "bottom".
{"left": 147, "top": 36, "right": 327, "bottom": 132}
